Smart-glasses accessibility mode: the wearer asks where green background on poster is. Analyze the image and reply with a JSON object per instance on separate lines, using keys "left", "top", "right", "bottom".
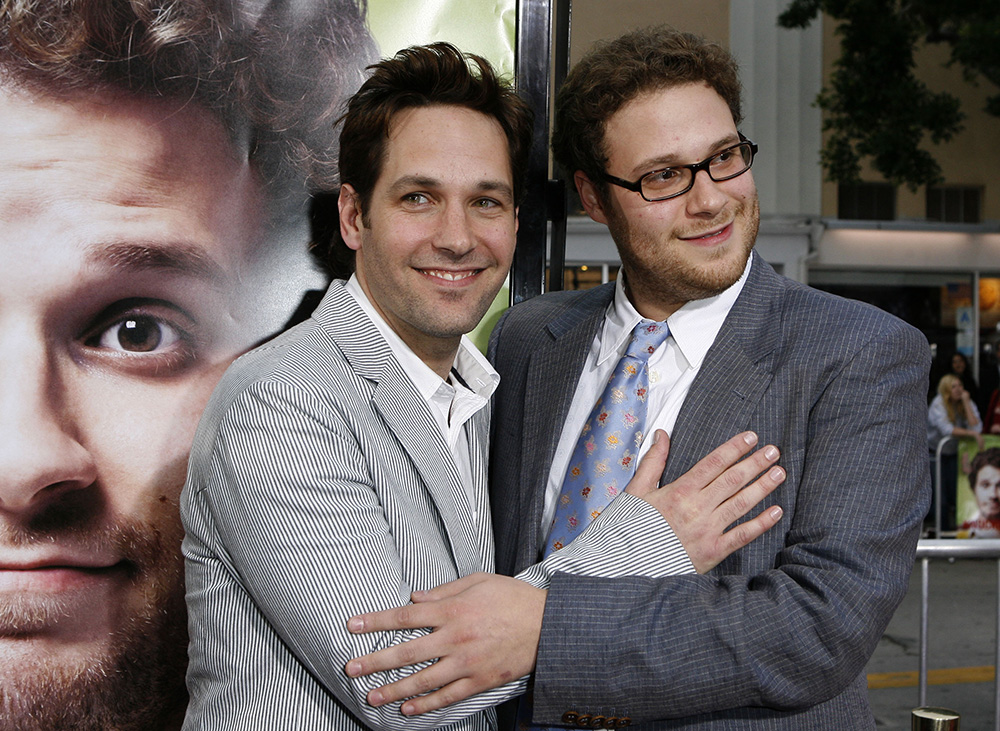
{"left": 368, "top": 0, "right": 516, "bottom": 76}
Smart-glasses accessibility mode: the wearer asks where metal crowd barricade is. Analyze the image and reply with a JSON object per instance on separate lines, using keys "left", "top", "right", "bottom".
{"left": 916, "top": 539, "right": 1000, "bottom": 730}
{"left": 933, "top": 436, "right": 958, "bottom": 537}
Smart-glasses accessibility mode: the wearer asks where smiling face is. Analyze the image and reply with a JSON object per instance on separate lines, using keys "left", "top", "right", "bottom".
{"left": 576, "top": 82, "right": 759, "bottom": 320}
{"left": 0, "top": 85, "right": 268, "bottom": 728}
{"left": 974, "top": 465, "right": 1000, "bottom": 521}
{"left": 340, "top": 104, "right": 517, "bottom": 376}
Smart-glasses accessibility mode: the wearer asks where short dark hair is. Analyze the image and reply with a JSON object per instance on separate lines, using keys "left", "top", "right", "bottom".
{"left": 552, "top": 26, "right": 743, "bottom": 194}
{"left": 0, "top": 0, "right": 378, "bottom": 205}
{"left": 970, "top": 448, "right": 1000, "bottom": 486}
{"left": 338, "top": 42, "right": 534, "bottom": 220}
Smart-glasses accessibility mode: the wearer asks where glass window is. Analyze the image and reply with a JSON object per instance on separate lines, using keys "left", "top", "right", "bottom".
{"left": 927, "top": 186, "right": 983, "bottom": 224}
{"left": 837, "top": 182, "right": 896, "bottom": 221}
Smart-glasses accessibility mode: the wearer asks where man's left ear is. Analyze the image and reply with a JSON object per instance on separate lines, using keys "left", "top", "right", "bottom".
{"left": 514, "top": 207, "right": 519, "bottom": 235}
{"left": 339, "top": 183, "right": 364, "bottom": 252}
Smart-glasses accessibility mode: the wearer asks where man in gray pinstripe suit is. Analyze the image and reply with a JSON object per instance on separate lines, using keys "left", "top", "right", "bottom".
{"left": 346, "top": 27, "right": 930, "bottom": 730}
{"left": 182, "top": 41, "right": 789, "bottom": 730}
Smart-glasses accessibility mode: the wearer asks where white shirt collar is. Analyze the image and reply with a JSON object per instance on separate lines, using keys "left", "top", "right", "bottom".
{"left": 600, "top": 255, "right": 752, "bottom": 367}
{"left": 344, "top": 275, "right": 499, "bottom": 402}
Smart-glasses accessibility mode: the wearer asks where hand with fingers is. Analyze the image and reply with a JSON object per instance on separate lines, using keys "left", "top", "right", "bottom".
{"left": 343, "top": 430, "right": 784, "bottom": 713}
{"left": 345, "top": 572, "right": 544, "bottom": 716}
{"left": 629, "top": 429, "right": 784, "bottom": 573}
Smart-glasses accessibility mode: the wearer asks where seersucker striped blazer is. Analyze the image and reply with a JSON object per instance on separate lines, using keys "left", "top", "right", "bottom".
{"left": 180, "top": 280, "right": 515, "bottom": 731}
{"left": 180, "top": 279, "right": 699, "bottom": 731}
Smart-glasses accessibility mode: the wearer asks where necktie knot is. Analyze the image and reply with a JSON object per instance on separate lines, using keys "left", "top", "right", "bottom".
{"left": 624, "top": 320, "right": 670, "bottom": 360}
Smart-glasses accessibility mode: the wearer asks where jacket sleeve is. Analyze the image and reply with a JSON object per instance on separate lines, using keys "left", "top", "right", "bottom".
{"left": 516, "top": 492, "right": 695, "bottom": 588}
{"left": 529, "top": 318, "right": 930, "bottom": 722}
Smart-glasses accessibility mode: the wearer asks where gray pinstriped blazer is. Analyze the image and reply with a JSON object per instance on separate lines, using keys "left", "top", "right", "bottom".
{"left": 181, "top": 281, "right": 509, "bottom": 731}
{"left": 489, "top": 253, "right": 930, "bottom": 730}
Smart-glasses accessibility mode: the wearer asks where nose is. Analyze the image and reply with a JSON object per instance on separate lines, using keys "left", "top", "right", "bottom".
{"left": 0, "top": 337, "right": 96, "bottom": 515}
{"left": 684, "top": 168, "right": 729, "bottom": 218}
{"left": 433, "top": 203, "right": 476, "bottom": 256}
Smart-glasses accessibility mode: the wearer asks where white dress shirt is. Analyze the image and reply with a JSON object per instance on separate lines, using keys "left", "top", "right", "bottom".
{"left": 542, "top": 258, "right": 751, "bottom": 535}
{"left": 345, "top": 276, "right": 696, "bottom": 582}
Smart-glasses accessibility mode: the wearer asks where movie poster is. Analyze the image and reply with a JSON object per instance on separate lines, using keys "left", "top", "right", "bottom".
{"left": 0, "top": 1, "right": 515, "bottom": 726}
{"left": 956, "top": 436, "right": 1000, "bottom": 537}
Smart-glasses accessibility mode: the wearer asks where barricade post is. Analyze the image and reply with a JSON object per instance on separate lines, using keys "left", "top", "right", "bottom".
{"left": 915, "top": 539, "right": 1000, "bottom": 730}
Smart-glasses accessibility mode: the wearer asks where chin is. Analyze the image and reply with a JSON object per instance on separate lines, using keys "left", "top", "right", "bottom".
{"left": 0, "top": 625, "right": 188, "bottom": 731}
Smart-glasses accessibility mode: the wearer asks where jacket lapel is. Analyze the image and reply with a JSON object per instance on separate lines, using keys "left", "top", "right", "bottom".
{"left": 467, "top": 407, "right": 495, "bottom": 573}
{"left": 519, "top": 286, "right": 613, "bottom": 559}
{"left": 316, "top": 282, "right": 483, "bottom": 577}
{"left": 664, "top": 254, "right": 785, "bottom": 480}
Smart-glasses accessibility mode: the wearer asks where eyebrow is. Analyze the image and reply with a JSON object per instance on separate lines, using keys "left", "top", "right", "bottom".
{"left": 633, "top": 133, "right": 743, "bottom": 176}
{"left": 87, "top": 241, "right": 226, "bottom": 283}
{"left": 389, "top": 175, "right": 514, "bottom": 201}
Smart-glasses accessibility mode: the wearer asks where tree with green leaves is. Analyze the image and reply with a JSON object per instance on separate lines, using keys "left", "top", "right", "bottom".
{"left": 779, "top": 0, "right": 1000, "bottom": 189}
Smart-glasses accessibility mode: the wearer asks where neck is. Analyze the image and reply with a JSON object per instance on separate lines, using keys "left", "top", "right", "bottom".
{"left": 623, "top": 278, "right": 684, "bottom": 321}
{"left": 413, "top": 340, "right": 461, "bottom": 381}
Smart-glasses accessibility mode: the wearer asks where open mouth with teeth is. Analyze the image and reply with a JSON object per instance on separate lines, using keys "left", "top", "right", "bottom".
{"left": 419, "top": 269, "right": 481, "bottom": 281}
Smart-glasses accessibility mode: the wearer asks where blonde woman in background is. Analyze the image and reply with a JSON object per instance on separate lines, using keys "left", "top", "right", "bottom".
{"left": 929, "top": 373, "right": 983, "bottom": 530}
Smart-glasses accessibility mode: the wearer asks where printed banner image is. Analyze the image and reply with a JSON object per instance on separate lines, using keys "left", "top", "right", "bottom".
{"left": 0, "top": 1, "right": 514, "bottom": 728}
{"left": 956, "top": 436, "right": 1000, "bottom": 537}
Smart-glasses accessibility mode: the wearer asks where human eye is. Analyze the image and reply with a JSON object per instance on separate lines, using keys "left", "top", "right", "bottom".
{"left": 93, "top": 314, "right": 183, "bottom": 353}
{"left": 642, "top": 167, "right": 684, "bottom": 195}
{"left": 472, "top": 197, "right": 501, "bottom": 210}
{"left": 80, "top": 298, "right": 198, "bottom": 373}
{"left": 648, "top": 168, "right": 682, "bottom": 183}
{"left": 401, "top": 192, "right": 430, "bottom": 205}
{"left": 710, "top": 145, "right": 746, "bottom": 173}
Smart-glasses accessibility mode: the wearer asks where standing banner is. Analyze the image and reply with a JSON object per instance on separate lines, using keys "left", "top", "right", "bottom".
{"left": 0, "top": 1, "right": 515, "bottom": 727}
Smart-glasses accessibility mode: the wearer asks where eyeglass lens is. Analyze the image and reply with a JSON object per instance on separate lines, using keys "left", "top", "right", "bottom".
{"left": 642, "top": 143, "right": 753, "bottom": 200}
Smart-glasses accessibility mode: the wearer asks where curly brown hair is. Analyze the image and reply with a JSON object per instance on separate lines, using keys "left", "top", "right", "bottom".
{"left": 552, "top": 25, "right": 743, "bottom": 195}
{"left": 0, "top": 0, "right": 378, "bottom": 202}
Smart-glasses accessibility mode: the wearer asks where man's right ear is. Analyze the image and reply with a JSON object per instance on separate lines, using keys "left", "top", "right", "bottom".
{"left": 574, "top": 170, "right": 609, "bottom": 225}
{"left": 339, "top": 183, "right": 364, "bottom": 252}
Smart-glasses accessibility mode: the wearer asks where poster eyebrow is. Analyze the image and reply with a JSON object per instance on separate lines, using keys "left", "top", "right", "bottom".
{"left": 89, "top": 241, "right": 226, "bottom": 282}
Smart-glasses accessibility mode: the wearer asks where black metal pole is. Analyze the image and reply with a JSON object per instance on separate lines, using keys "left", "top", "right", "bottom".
{"left": 512, "top": 0, "right": 552, "bottom": 304}
{"left": 546, "top": 0, "right": 571, "bottom": 292}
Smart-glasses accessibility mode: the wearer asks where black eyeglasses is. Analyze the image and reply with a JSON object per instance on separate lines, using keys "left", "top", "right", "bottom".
{"left": 602, "top": 136, "right": 758, "bottom": 202}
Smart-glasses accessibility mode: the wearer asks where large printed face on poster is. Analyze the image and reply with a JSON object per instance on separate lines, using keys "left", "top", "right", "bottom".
{"left": 0, "top": 1, "right": 513, "bottom": 728}
{"left": 957, "top": 439, "right": 1000, "bottom": 538}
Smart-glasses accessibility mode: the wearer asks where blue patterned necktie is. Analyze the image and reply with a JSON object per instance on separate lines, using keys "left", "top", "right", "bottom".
{"left": 519, "top": 321, "right": 670, "bottom": 731}
{"left": 545, "top": 320, "right": 670, "bottom": 557}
